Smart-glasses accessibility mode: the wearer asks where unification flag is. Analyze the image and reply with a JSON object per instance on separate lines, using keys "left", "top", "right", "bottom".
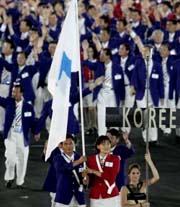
{"left": 46, "top": 0, "right": 80, "bottom": 160}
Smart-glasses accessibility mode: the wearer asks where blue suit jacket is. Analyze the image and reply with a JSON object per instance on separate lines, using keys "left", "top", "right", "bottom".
{"left": 169, "top": 60, "right": 180, "bottom": 104}
{"left": 114, "top": 55, "right": 135, "bottom": 83}
{"left": 112, "top": 144, "right": 135, "bottom": 191}
{"left": 164, "top": 31, "right": 180, "bottom": 54}
{"left": 131, "top": 56, "right": 164, "bottom": 106}
{"left": 53, "top": 152, "right": 85, "bottom": 205}
{"left": 83, "top": 60, "right": 125, "bottom": 106}
{"left": 42, "top": 147, "right": 62, "bottom": 193}
{"left": 0, "top": 97, "right": 35, "bottom": 146}
{"left": 37, "top": 53, "right": 52, "bottom": 88}
{"left": 0, "top": 59, "right": 38, "bottom": 101}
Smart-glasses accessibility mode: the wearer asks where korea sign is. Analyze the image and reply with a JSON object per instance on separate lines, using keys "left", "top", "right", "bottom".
{"left": 106, "top": 107, "right": 180, "bottom": 128}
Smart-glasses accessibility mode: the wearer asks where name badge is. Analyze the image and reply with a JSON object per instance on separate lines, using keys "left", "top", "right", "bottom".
{"left": 24, "top": 112, "right": 32, "bottom": 117}
{"left": 128, "top": 64, "right": 134, "bottom": 71}
{"left": 105, "top": 162, "right": 113, "bottom": 167}
{"left": 79, "top": 167, "right": 84, "bottom": 173}
{"left": 114, "top": 74, "right": 122, "bottom": 80}
{"left": 21, "top": 72, "right": 29, "bottom": 79}
{"left": 111, "top": 48, "right": 118, "bottom": 55}
{"left": 14, "top": 126, "right": 22, "bottom": 133}
{"left": 78, "top": 184, "right": 83, "bottom": 192}
{"left": 151, "top": 73, "right": 159, "bottom": 79}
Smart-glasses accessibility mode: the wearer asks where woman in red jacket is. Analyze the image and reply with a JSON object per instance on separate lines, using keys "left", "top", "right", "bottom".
{"left": 87, "top": 135, "right": 121, "bottom": 207}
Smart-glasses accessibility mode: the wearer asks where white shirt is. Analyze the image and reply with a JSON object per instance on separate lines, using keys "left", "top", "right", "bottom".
{"left": 132, "top": 21, "right": 140, "bottom": 28}
{"left": 21, "top": 32, "right": 29, "bottom": 40}
{"left": 145, "top": 58, "right": 153, "bottom": 88}
{"left": 121, "top": 56, "right": 129, "bottom": 85}
{"left": 1, "top": 54, "right": 12, "bottom": 84}
{"left": 119, "top": 31, "right": 125, "bottom": 38}
{"left": 12, "top": 100, "right": 23, "bottom": 132}
{"left": 103, "top": 61, "right": 113, "bottom": 89}
{"left": 18, "top": 65, "right": 25, "bottom": 74}
{"left": 169, "top": 32, "right": 175, "bottom": 42}
{"left": 5, "top": 54, "right": 13, "bottom": 63}
{"left": 102, "top": 41, "right": 109, "bottom": 49}
{"left": 162, "top": 57, "right": 169, "bottom": 86}
{"left": 154, "top": 43, "right": 161, "bottom": 51}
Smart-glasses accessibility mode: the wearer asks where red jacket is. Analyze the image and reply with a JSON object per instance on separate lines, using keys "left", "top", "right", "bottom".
{"left": 88, "top": 154, "right": 120, "bottom": 199}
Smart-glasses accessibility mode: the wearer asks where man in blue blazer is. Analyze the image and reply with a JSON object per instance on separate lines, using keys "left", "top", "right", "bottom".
{"left": 53, "top": 134, "right": 87, "bottom": 207}
{"left": 169, "top": 59, "right": 180, "bottom": 144}
{"left": 83, "top": 48, "right": 125, "bottom": 135}
{"left": 131, "top": 45, "right": 164, "bottom": 144}
{"left": 159, "top": 44, "right": 178, "bottom": 135}
{"left": 0, "top": 82, "right": 35, "bottom": 188}
{"left": 107, "top": 128, "right": 135, "bottom": 191}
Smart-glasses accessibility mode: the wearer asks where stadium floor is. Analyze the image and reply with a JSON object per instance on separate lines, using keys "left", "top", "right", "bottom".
{"left": 0, "top": 129, "right": 180, "bottom": 207}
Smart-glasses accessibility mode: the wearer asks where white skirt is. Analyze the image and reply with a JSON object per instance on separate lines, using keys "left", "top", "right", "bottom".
{"left": 90, "top": 195, "right": 121, "bottom": 207}
{"left": 55, "top": 196, "right": 86, "bottom": 207}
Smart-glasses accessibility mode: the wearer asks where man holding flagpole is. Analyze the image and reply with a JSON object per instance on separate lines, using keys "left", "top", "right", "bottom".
{"left": 45, "top": 0, "right": 84, "bottom": 161}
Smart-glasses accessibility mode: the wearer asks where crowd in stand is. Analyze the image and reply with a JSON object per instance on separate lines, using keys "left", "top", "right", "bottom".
{"left": 0, "top": 0, "right": 179, "bottom": 206}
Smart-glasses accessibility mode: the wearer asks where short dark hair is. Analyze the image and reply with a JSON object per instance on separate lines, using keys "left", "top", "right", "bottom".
{"left": 22, "top": 19, "right": 32, "bottom": 28}
{"left": 131, "top": 8, "right": 141, "bottom": 16}
{"left": 17, "top": 51, "right": 28, "bottom": 58}
{"left": 122, "top": 43, "right": 131, "bottom": 52}
{"left": 13, "top": 81, "right": 23, "bottom": 93}
{"left": 66, "top": 134, "right": 75, "bottom": 140}
{"left": 100, "top": 15, "right": 110, "bottom": 24}
{"left": 4, "top": 39, "right": 15, "bottom": 50}
{"left": 60, "top": 134, "right": 75, "bottom": 145}
{"left": 117, "top": 18, "right": 127, "bottom": 26}
{"left": 95, "top": 135, "right": 111, "bottom": 153}
{"left": 103, "top": 48, "right": 112, "bottom": 59}
{"left": 107, "top": 128, "right": 120, "bottom": 138}
{"left": 161, "top": 43, "right": 170, "bottom": 50}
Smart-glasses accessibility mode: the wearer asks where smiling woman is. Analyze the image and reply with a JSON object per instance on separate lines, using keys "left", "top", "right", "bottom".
{"left": 121, "top": 151, "right": 160, "bottom": 207}
{"left": 87, "top": 136, "right": 121, "bottom": 207}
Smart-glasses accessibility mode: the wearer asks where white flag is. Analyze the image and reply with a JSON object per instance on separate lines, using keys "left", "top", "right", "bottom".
{"left": 46, "top": 0, "right": 80, "bottom": 160}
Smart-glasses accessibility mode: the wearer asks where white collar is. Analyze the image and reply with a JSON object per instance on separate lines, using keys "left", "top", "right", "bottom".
{"left": 63, "top": 152, "right": 74, "bottom": 161}
{"left": 121, "top": 56, "right": 128, "bottom": 63}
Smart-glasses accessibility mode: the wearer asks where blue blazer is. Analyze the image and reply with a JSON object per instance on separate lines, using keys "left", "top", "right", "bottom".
{"left": 37, "top": 53, "right": 52, "bottom": 88}
{"left": 169, "top": 60, "right": 180, "bottom": 104}
{"left": 53, "top": 152, "right": 85, "bottom": 205}
{"left": 42, "top": 147, "right": 62, "bottom": 193}
{"left": 112, "top": 144, "right": 135, "bottom": 191}
{"left": 0, "top": 59, "right": 38, "bottom": 101}
{"left": 131, "top": 56, "right": 164, "bottom": 106}
{"left": 114, "top": 55, "right": 135, "bottom": 84}
{"left": 83, "top": 60, "right": 125, "bottom": 106}
{"left": 0, "top": 97, "right": 35, "bottom": 146}
{"left": 164, "top": 31, "right": 180, "bottom": 54}
{"left": 160, "top": 55, "right": 178, "bottom": 78}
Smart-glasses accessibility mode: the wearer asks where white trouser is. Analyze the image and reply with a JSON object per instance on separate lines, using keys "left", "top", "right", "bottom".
{"left": 121, "top": 85, "right": 135, "bottom": 133}
{"left": 90, "top": 195, "right": 120, "bottom": 207}
{"left": 176, "top": 97, "right": 180, "bottom": 136}
{"left": 55, "top": 196, "right": 86, "bottom": 207}
{"left": 34, "top": 86, "right": 52, "bottom": 118}
{"left": 0, "top": 84, "right": 9, "bottom": 131}
{"left": 124, "top": 85, "right": 135, "bottom": 107}
{"left": 159, "top": 85, "right": 176, "bottom": 134}
{"left": 136, "top": 89, "right": 158, "bottom": 142}
{"left": 97, "top": 88, "right": 117, "bottom": 136}
{"left": 50, "top": 192, "right": 57, "bottom": 207}
{"left": 4, "top": 129, "right": 29, "bottom": 185}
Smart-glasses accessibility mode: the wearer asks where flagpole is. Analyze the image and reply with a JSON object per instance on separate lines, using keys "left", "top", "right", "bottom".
{"left": 74, "top": 0, "right": 86, "bottom": 160}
